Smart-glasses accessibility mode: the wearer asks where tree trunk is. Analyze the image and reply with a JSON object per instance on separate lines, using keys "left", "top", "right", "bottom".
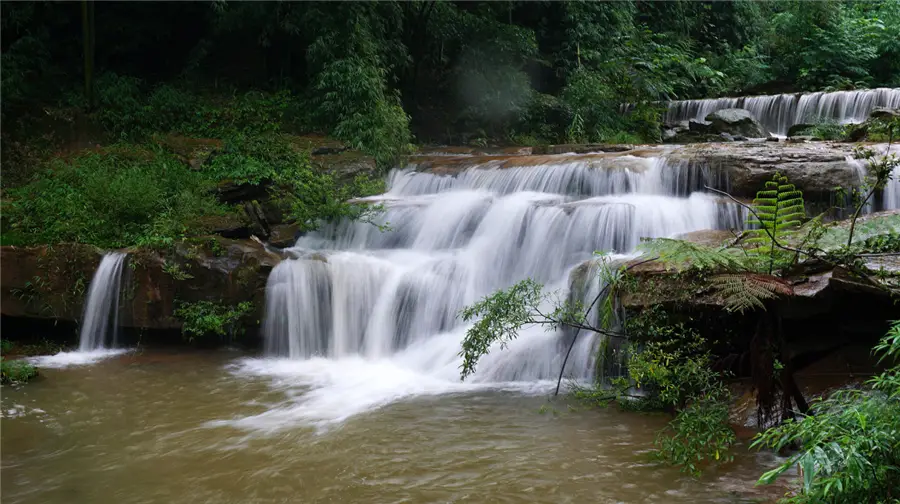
{"left": 82, "top": 0, "right": 96, "bottom": 111}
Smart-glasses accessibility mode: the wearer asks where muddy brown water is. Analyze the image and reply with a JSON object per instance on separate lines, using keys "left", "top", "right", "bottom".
{"left": 2, "top": 350, "right": 788, "bottom": 504}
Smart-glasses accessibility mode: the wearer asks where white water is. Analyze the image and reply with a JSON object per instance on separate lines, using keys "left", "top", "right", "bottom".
{"left": 78, "top": 252, "right": 127, "bottom": 351}
{"left": 231, "top": 155, "right": 744, "bottom": 431}
{"left": 28, "top": 348, "right": 129, "bottom": 369}
{"left": 31, "top": 253, "right": 130, "bottom": 368}
{"left": 665, "top": 88, "right": 900, "bottom": 136}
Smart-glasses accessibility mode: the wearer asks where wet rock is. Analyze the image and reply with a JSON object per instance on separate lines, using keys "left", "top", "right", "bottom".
{"left": 268, "top": 224, "right": 301, "bottom": 249}
{"left": 705, "top": 108, "right": 768, "bottom": 138}
{"left": 0, "top": 238, "right": 279, "bottom": 333}
{"left": 312, "top": 151, "right": 377, "bottom": 182}
{"left": 662, "top": 129, "right": 678, "bottom": 142}
{"left": 786, "top": 135, "right": 817, "bottom": 143}
{"left": 669, "top": 142, "right": 862, "bottom": 200}
{"left": 787, "top": 123, "right": 815, "bottom": 138}
{"left": 689, "top": 119, "right": 713, "bottom": 133}
{"left": 870, "top": 107, "right": 900, "bottom": 119}
{"left": 532, "top": 144, "right": 633, "bottom": 155}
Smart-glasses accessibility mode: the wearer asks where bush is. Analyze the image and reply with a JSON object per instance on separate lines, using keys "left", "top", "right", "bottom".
{"left": 89, "top": 73, "right": 298, "bottom": 140}
{"left": 1, "top": 357, "right": 38, "bottom": 385}
{"left": 208, "top": 134, "right": 386, "bottom": 231}
{"left": 174, "top": 300, "right": 255, "bottom": 343}
{"left": 313, "top": 56, "right": 412, "bottom": 168}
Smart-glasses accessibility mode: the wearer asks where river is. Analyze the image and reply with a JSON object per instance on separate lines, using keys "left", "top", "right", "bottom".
{"left": 0, "top": 350, "right": 788, "bottom": 504}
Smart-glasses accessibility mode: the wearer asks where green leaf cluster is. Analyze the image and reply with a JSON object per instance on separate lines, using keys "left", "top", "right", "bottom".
{"left": 174, "top": 300, "right": 255, "bottom": 344}
{"left": 1, "top": 357, "right": 39, "bottom": 385}
{"left": 753, "top": 321, "right": 900, "bottom": 503}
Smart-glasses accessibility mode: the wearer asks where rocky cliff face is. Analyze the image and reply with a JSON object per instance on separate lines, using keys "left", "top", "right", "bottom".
{"left": 1, "top": 237, "right": 279, "bottom": 335}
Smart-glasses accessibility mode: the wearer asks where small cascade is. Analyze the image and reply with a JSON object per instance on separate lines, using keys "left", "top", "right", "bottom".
{"left": 78, "top": 252, "right": 127, "bottom": 351}
{"left": 665, "top": 88, "right": 900, "bottom": 136}
{"left": 262, "top": 154, "right": 744, "bottom": 386}
{"left": 885, "top": 165, "right": 900, "bottom": 210}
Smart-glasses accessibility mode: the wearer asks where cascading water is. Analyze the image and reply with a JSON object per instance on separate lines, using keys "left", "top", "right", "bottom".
{"left": 665, "top": 88, "right": 900, "bottom": 136}
{"left": 232, "top": 154, "right": 744, "bottom": 429}
{"left": 78, "top": 252, "right": 127, "bottom": 350}
{"left": 29, "top": 252, "right": 130, "bottom": 368}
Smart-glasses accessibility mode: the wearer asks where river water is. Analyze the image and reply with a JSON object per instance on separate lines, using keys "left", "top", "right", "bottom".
{"left": 1, "top": 350, "right": 786, "bottom": 504}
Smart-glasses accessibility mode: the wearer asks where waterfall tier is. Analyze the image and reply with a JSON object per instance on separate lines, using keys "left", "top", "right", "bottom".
{"left": 263, "top": 155, "right": 744, "bottom": 383}
{"left": 665, "top": 88, "right": 900, "bottom": 136}
{"left": 78, "top": 252, "right": 127, "bottom": 351}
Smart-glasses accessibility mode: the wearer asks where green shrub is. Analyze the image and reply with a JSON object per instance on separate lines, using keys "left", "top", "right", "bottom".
{"left": 312, "top": 56, "right": 412, "bottom": 168}
{"left": 753, "top": 321, "right": 900, "bottom": 503}
{"left": 174, "top": 300, "right": 255, "bottom": 343}
{"left": 88, "top": 73, "right": 298, "bottom": 140}
{"left": 4, "top": 145, "right": 227, "bottom": 248}
{"left": 1, "top": 357, "right": 38, "bottom": 385}
{"left": 208, "top": 134, "right": 386, "bottom": 231}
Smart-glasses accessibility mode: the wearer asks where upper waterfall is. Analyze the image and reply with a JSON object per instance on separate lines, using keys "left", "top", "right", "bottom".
{"left": 665, "top": 88, "right": 900, "bottom": 136}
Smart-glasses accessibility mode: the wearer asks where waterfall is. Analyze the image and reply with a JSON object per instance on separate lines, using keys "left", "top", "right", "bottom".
{"left": 665, "top": 88, "right": 900, "bottom": 136}
{"left": 78, "top": 252, "right": 127, "bottom": 351}
{"left": 261, "top": 155, "right": 743, "bottom": 386}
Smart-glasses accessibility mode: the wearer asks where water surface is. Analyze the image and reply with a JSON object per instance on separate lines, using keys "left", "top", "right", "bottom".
{"left": 2, "top": 350, "right": 783, "bottom": 504}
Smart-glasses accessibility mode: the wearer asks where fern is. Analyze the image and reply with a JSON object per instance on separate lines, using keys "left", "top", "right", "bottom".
{"left": 744, "top": 172, "right": 806, "bottom": 274}
{"left": 711, "top": 274, "right": 793, "bottom": 314}
{"left": 637, "top": 238, "right": 751, "bottom": 272}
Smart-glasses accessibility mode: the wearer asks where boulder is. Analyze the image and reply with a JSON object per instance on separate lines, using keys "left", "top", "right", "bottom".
{"left": 667, "top": 142, "right": 864, "bottom": 200}
{"left": 689, "top": 119, "right": 713, "bottom": 133}
{"left": 870, "top": 107, "right": 900, "bottom": 120}
{"left": 705, "top": 108, "right": 768, "bottom": 138}
{"left": 268, "top": 224, "right": 301, "bottom": 249}
{"left": 787, "top": 123, "right": 815, "bottom": 138}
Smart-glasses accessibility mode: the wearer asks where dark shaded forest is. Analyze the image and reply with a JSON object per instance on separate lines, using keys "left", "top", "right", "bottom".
{"left": 3, "top": 1, "right": 899, "bottom": 155}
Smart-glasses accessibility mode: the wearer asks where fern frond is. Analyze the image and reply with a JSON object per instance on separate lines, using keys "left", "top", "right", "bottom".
{"left": 637, "top": 238, "right": 750, "bottom": 272}
{"left": 746, "top": 172, "right": 808, "bottom": 274}
{"left": 711, "top": 274, "right": 793, "bottom": 313}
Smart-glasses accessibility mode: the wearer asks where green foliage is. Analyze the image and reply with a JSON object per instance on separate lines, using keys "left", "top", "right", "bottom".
{"left": 654, "top": 389, "right": 736, "bottom": 476}
{"left": 753, "top": 321, "right": 900, "bottom": 503}
{"left": 4, "top": 146, "right": 226, "bottom": 248}
{"left": 745, "top": 172, "right": 806, "bottom": 274}
{"left": 208, "top": 134, "right": 386, "bottom": 231}
{"left": 623, "top": 320, "right": 736, "bottom": 476}
{"left": 174, "top": 300, "right": 255, "bottom": 343}
{"left": 312, "top": 57, "right": 412, "bottom": 168}
{"left": 1, "top": 357, "right": 38, "bottom": 385}
{"left": 0, "top": 339, "right": 13, "bottom": 354}
{"left": 458, "top": 279, "right": 545, "bottom": 379}
{"left": 3, "top": 0, "right": 900, "bottom": 149}
{"left": 86, "top": 73, "right": 297, "bottom": 140}
{"left": 637, "top": 237, "right": 750, "bottom": 272}
{"left": 162, "top": 261, "right": 194, "bottom": 281}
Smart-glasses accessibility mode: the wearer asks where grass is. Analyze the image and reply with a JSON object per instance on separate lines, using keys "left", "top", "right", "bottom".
{"left": 1, "top": 357, "right": 38, "bottom": 385}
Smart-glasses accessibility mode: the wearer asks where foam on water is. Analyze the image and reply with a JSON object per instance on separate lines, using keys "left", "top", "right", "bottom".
{"left": 28, "top": 348, "right": 130, "bottom": 369}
